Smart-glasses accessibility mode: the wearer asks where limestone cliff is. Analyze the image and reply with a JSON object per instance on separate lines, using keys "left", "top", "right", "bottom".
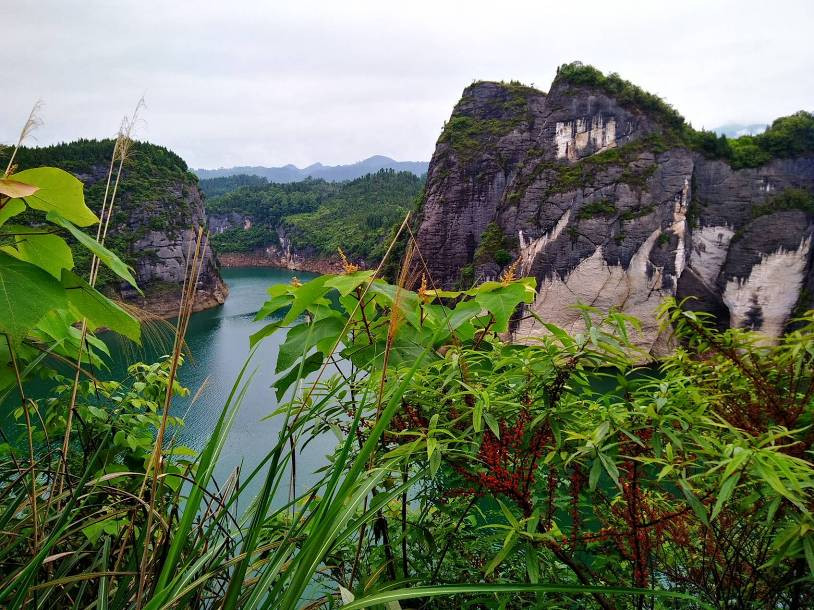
{"left": 415, "top": 64, "right": 814, "bottom": 355}
{"left": 10, "top": 140, "right": 228, "bottom": 317}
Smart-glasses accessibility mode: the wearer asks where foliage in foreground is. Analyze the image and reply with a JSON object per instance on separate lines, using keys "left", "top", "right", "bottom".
{"left": 2, "top": 153, "right": 813, "bottom": 607}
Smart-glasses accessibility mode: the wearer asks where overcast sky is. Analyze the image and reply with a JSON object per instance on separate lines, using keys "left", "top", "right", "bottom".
{"left": 2, "top": 0, "right": 812, "bottom": 169}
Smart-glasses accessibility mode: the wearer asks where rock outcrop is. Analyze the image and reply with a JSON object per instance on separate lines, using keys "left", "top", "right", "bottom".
{"left": 118, "top": 179, "right": 228, "bottom": 317}
{"left": 16, "top": 140, "right": 230, "bottom": 317}
{"left": 415, "top": 66, "right": 814, "bottom": 355}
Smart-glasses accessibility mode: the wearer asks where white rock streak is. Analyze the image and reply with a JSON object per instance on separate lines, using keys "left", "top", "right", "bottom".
{"left": 722, "top": 236, "right": 811, "bottom": 339}
{"left": 555, "top": 115, "right": 617, "bottom": 160}
{"left": 688, "top": 225, "right": 735, "bottom": 288}
{"left": 518, "top": 209, "right": 571, "bottom": 276}
{"left": 516, "top": 229, "right": 669, "bottom": 353}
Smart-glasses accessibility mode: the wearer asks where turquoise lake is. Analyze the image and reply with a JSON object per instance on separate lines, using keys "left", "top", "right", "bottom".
{"left": 107, "top": 266, "right": 331, "bottom": 497}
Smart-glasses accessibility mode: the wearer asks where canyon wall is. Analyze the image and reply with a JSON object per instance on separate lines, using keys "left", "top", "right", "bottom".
{"left": 415, "top": 68, "right": 814, "bottom": 355}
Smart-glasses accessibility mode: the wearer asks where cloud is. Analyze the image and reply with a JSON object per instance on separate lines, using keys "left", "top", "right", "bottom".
{"left": 2, "top": 0, "right": 813, "bottom": 168}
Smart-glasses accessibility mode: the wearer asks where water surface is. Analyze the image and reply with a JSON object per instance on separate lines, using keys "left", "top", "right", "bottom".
{"left": 109, "top": 266, "right": 332, "bottom": 496}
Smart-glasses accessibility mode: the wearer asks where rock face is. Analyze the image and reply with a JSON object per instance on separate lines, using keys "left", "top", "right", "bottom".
{"left": 76, "top": 159, "right": 228, "bottom": 317}
{"left": 121, "top": 182, "right": 228, "bottom": 317}
{"left": 415, "top": 73, "right": 814, "bottom": 355}
{"left": 12, "top": 140, "right": 229, "bottom": 317}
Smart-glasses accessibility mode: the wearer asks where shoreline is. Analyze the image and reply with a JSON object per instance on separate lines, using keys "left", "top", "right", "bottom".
{"left": 217, "top": 251, "right": 346, "bottom": 275}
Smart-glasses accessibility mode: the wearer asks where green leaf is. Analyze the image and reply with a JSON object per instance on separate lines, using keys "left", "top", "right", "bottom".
{"left": 340, "top": 584, "right": 703, "bottom": 610}
{"left": 678, "top": 479, "right": 709, "bottom": 527}
{"left": 429, "top": 446, "right": 442, "bottom": 476}
{"left": 11, "top": 167, "right": 99, "bottom": 226}
{"left": 426, "top": 437, "right": 438, "bottom": 459}
{"left": 61, "top": 269, "right": 140, "bottom": 342}
{"left": 804, "top": 536, "right": 814, "bottom": 575}
{"left": 1, "top": 225, "right": 74, "bottom": 278}
{"left": 589, "top": 457, "right": 602, "bottom": 490}
{"left": 484, "top": 412, "right": 500, "bottom": 438}
{"left": 45, "top": 211, "right": 139, "bottom": 289}
{"left": 0, "top": 251, "right": 68, "bottom": 344}
{"left": 473, "top": 399, "right": 483, "bottom": 433}
{"left": 251, "top": 275, "right": 332, "bottom": 347}
{"left": 324, "top": 270, "right": 375, "bottom": 296}
{"left": 276, "top": 316, "right": 345, "bottom": 374}
{"left": 272, "top": 351, "right": 323, "bottom": 400}
{"left": 525, "top": 542, "right": 540, "bottom": 584}
{"left": 598, "top": 452, "right": 620, "bottom": 488}
{"left": 254, "top": 293, "right": 294, "bottom": 321}
{"left": 0, "top": 198, "right": 26, "bottom": 228}
{"left": 711, "top": 474, "right": 739, "bottom": 521}
{"left": 470, "top": 280, "right": 536, "bottom": 333}
{"left": 485, "top": 529, "right": 517, "bottom": 575}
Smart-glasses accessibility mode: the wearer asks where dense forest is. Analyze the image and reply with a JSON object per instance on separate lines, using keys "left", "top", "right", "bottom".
{"left": 198, "top": 173, "right": 269, "bottom": 198}
{"left": 207, "top": 169, "right": 425, "bottom": 260}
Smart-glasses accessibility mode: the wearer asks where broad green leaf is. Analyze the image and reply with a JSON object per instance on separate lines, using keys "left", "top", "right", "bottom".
{"left": 272, "top": 351, "right": 323, "bottom": 400}
{"left": 61, "top": 269, "right": 140, "bottom": 342}
{"left": 254, "top": 293, "right": 294, "bottom": 321}
{"left": 82, "top": 518, "right": 126, "bottom": 544}
{"left": 324, "top": 270, "right": 375, "bottom": 296}
{"left": 251, "top": 275, "right": 332, "bottom": 347}
{"left": 0, "top": 179, "right": 38, "bottom": 198}
{"left": 0, "top": 225, "right": 73, "bottom": 278}
{"left": 11, "top": 167, "right": 99, "bottom": 226}
{"left": 470, "top": 281, "right": 536, "bottom": 333}
{"left": 0, "top": 339, "right": 16, "bottom": 390}
{"left": 276, "top": 316, "right": 345, "bottom": 374}
{"left": 46, "top": 211, "right": 139, "bottom": 289}
{"left": 0, "top": 251, "right": 67, "bottom": 343}
{"left": 0, "top": 198, "right": 25, "bottom": 227}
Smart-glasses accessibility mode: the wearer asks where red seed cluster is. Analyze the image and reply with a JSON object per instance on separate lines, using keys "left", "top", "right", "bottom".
{"left": 454, "top": 408, "right": 552, "bottom": 517}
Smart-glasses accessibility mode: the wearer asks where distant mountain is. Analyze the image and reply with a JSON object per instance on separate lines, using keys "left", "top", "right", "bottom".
{"left": 711, "top": 123, "right": 768, "bottom": 138}
{"left": 195, "top": 155, "right": 429, "bottom": 182}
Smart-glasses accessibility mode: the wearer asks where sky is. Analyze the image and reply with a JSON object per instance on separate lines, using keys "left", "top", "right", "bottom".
{"left": 2, "top": 0, "right": 813, "bottom": 169}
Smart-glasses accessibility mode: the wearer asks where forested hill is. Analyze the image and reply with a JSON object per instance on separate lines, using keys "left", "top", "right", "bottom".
{"left": 1, "top": 139, "right": 227, "bottom": 315}
{"left": 206, "top": 169, "right": 424, "bottom": 266}
{"left": 195, "top": 155, "right": 428, "bottom": 182}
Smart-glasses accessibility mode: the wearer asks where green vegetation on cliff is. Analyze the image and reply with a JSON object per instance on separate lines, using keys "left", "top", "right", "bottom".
{"left": 208, "top": 169, "right": 424, "bottom": 260}
{"left": 556, "top": 62, "right": 686, "bottom": 131}
{"left": 474, "top": 222, "right": 517, "bottom": 266}
{"left": 558, "top": 62, "right": 814, "bottom": 169}
{"left": 1, "top": 139, "right": 200, "bottom": 286}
